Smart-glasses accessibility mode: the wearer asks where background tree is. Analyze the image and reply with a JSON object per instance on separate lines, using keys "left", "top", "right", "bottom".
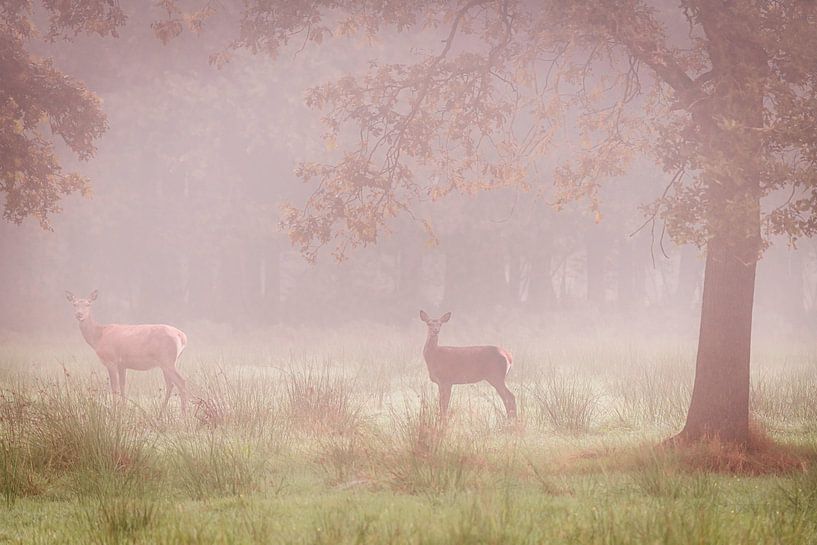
{"left": 2, "top": 1, "right": 814, "bottom": 448}
{"left": 0, "top": 0, "right": 125, "bottom": 228}
{"left": 168, "top": 0, "right": 817, "bottom": 445}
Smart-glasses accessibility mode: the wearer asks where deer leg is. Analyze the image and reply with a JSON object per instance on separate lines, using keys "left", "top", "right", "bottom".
{"left": 106, "top": 365, "right": 120, "bottom": 396}
{"left": 160, "top": 368, "right": 175, "bottom": 412}
{"left": 118, "top": 367, "right": 127, "bottom": 399}
{"left": 438, "top": 382, "right": 452, "bottom": 419}
{"left": 491, "top": 380, "right": 517, "bottom": 419}
{"left": 169, "top": 368, "right": 188, "bottom": 415}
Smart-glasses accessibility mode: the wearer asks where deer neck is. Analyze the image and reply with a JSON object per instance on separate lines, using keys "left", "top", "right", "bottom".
{"left": 423, "top": 331, "right": 440, "bottom": 362}
{"left": 78, "top": 312, "right": 104, "bottom": 349}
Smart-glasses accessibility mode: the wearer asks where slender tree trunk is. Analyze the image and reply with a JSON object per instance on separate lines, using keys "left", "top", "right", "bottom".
{"left": 261, "top": 240, "right": 281, "bottom": 322}
{"left": 397, "top": 236, "right": 423, "bottom": 303}
{"left": 527, "top": 250, "right": 555, "bottom": 309}
{"left": 585, "top": 230, "right": 607, "bottom": 306}
{"left": 441, "top": 244, "right": 463, "bottom": 311}
{"left": 678, "top": 234, "right": 757, "bottom": 444}
{"left": 616, "top": 237, "right": 647, "bottom": 310}
{"left": 507, "top": 252, "right": 521, "bottom": 304}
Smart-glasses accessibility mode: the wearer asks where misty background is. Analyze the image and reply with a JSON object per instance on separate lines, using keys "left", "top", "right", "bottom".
{"left": 1, "top": 5, "right": 814, "bottom": 343}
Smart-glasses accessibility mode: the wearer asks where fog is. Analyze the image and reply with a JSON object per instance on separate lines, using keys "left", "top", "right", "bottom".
{"left": 4, "top": 4, "right": 817, "bottom": 542}
{"left": 1, "top": 4, "right": 814, "bottom": 346}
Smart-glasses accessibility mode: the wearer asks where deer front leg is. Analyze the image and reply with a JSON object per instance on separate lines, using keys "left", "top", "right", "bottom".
{"left": 117, "top": 367, "right": 127, "bottom": 399}
{"left": 438, "top": 382, "right": 452, "bottom": 419}
{"left": 105, "top": 365, "right": 120, "bottom": 396}
{"left": 160, "top": 369, "right": 175, "bottom": 412}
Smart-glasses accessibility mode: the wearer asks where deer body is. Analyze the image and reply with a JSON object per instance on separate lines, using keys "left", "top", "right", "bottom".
{"left": 67, "top": 290, "right": 188, "bottom": 413}
{"left": 420, "top": 311, "right": 516, "bottom": 419}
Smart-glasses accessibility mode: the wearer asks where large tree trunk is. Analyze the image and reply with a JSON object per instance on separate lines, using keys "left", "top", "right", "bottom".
{"left": 678, "top": 234, "right": 757, "bottom": 444}
{"left": 671, "top": 2, "right": 767, "bottom": 446}
{"left": 675, "top": 245, "right": 703, "bottom": 309}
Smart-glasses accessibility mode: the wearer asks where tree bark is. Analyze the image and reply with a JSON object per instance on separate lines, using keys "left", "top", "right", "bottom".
{"left": 585, "top": 229, "right": 607, "bottom": 306}
{"left": 442, "top": 235, "right": 505, "bottom": 311}
{"left": 675, "top": 244, "right": 703, "bottom": 309}
{"left": 616, "top": 236, "right": 646, "bottom": 310}
{"left": 397, "top": 235, "right": 423, "bottom": 303}
{"left": 261, "top": 240, "right": 281, "bottom": 322}
{"left": 678, "top": 234, "right": 757, "bottom": 444}
{"left": 669, "top": 2, "right": 768, "bottom": 446}
{"left": 527, "top": 250, "right": 555, "bottom": 309}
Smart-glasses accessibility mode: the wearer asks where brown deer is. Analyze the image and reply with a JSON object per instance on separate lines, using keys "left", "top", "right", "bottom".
{"left": 419, "top": 310, "right": 516, "bottom": 419}
{"left": 65, "top": 290, "right": 189, "bottom": 414}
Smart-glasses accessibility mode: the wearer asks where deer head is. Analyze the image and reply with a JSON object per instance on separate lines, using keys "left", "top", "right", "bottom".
{"left": 65, "top": 290, "right": 98, "bottom": 322}
{"left": 419, "top": 310, "right": 451, "bottom": 336}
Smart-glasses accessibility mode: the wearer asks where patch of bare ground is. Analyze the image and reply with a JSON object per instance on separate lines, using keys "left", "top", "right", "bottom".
{"left": 661, "top": 424, "right": 812, "bottom": 475}
{"left": 553, "top": 425, "right": 814, "bottom": 477}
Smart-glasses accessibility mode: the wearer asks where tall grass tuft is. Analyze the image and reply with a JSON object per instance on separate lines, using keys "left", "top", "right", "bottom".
{"left": 0, "top": 378, "right": 155, "bottom": 503}
{"left": 777, "top": 464, "right": 817, "bottom": 513}
{"left": 609, "top": 364, "right": 691, "bottom": 429}
{"left": 28, "top": 380, "right": 155, "bottom": 477}
{"left": 0, "top": 389, "right": 42, "bottom": 503}
{"left": 374, "top": 394, "right": 483, "bottom": 495}
{"left": 528, "top": 372, "right": 598, "bottom": 433}
{"left": 191, "top": 366, "right": 283, "bottom": 435}
{"left": 316, "top": 430, "right": 374, "bottom": 487}
{"left": 0, "top": 438, "right": 41, "bottom": 504}
{"left": 169, "top": 430, "right": 270, "bottom": 499}
{"left": 752, "top": 370, "right": 817, "bottom": 428}
{"left": 85, "top": 495, "right": 161, "bottom": 545}
{"left": 629, "top": 450, "right": 715, "bottom": 500}
{"left": 284, "top": 366, "right": 362, "bottom": 435}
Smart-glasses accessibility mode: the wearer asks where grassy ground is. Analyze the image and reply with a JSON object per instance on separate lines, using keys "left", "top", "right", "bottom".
{"left": 1, "top": 326, "right": 816, "bottom": 544}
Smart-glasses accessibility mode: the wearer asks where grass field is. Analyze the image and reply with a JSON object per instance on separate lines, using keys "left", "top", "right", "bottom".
{"left": 1, "top": 324, "right": 816, "bottom": 544}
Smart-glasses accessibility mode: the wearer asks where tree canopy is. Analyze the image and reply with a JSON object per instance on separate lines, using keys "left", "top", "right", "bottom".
{"left": 152, "top": 0, "right": 816, "bottom": 444}
{"left": 3, "top": 0, "right": 817, "bottom": 445}
{"left": 154, "top": 1, "right": 817, "bottom": 262}
{"left": 0, "top": 0, "right": 127, "bottom": 228}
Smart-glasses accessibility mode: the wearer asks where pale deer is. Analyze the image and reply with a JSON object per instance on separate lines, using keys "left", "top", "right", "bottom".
{"left": 419, "top": 310, "right": 516, "bottom": 419}
{"left": 65, "top": 290, "right": 189, "bottom": 414}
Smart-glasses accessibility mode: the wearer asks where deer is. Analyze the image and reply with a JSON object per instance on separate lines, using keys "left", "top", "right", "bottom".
{"left": 65, "top": 289, "right": 189, "bottom": 414}
{"left": 419, "top": 310, "right": 516, "bottom": 420}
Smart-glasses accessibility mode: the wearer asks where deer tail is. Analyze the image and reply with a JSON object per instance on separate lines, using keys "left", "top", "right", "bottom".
{"left": 499, "top": 349, "right": 513, "bottom": 375}
{"left": 175, "top": 330, "right": 188, "bottom": 362}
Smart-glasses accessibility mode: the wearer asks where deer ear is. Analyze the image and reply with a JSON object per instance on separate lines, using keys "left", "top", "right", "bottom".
{"left": 65, "top": 291, "right": 75, "bottom": 303}
{"left": 419, "top": 310, "right": 430, "bottom": 323}
{"left": 440, "top": 312, "right": 452, "bottom": 323}
{"left": 88, "top": 289, "right": 98, "bottom": 302}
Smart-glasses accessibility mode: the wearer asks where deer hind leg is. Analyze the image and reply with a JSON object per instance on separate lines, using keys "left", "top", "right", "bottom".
{"left": 490, "top": 379, "right": 517, "bottom": 419}
{"left": 169, "top": 368, "right": 188, "bottom": 415}
{"left": 438, "top": 382, "right": 452, "bottom": 419}
{"left": 160, "top": 368, "right": 175, "bottom": 412}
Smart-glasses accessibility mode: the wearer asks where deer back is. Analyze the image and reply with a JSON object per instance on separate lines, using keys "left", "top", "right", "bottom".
{"left": 424, "top": 344, "right": 509, "bottom": 385}
{"left": 94, "top": 324, "right": 185, "bottom": 369}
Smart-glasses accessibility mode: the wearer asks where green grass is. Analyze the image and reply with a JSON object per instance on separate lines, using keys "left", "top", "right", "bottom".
{"left": 0, "top": 329, "right": 815, "bottom": 544}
